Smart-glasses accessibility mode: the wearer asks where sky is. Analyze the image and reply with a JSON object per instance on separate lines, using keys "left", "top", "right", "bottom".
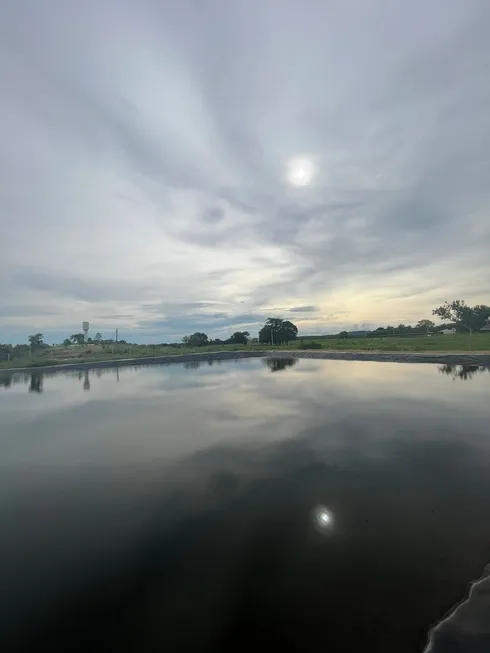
{"left": 1, "top": 0, "right": 489, "bottom": 344}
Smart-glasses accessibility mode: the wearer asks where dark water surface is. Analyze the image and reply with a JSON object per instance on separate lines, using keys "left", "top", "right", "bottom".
{"left": 1, "top": 358, "right": 490, "bottom": 652}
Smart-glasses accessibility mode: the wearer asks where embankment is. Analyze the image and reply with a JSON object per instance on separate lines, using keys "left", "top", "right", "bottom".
{"left": 2, "top": 349, "right": 490, "bottom": 375}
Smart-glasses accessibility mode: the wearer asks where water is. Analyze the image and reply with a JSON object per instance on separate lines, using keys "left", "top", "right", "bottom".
{"left": 1, "top": 358, "right": 490, "bottom": 652}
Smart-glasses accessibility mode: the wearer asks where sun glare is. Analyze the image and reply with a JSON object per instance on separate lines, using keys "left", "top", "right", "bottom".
{"left": 287, "top": 157, "right": 315, "bottom": 186}
{"left": 312, "top": 505, "right": 334, "bottom": 532}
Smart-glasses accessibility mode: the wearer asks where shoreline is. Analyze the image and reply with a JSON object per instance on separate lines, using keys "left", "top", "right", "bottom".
{"left": 2, "top": 349, "right": 490, "bottom": 375}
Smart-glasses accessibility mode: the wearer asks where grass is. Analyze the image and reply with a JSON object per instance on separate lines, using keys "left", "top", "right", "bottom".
{"left": 0, "top": 343, "right": 267, "bottom": 370}
{"left": 297, "top": 333, "right": 490, "bottom": 353}
{"left": 1, "top": 333, "right": 489, "bottom": 372}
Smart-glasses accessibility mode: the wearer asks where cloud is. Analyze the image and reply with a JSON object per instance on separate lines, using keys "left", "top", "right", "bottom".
{"left": 0, "top": 0, "right": 489, "bottom": 343}
{"left": 289, "top": 306, "right": 318, "bottom": 313}
{"left": 201, "top": 207, "right": 225, "bottom": 224}
{"left": 96, "top": 314, "right": 136, "bottom": 320}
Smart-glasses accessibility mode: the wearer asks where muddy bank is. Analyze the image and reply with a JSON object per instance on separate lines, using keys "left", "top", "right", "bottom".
{"left": 1, "top": 349, "right": 490, "bottom": 376}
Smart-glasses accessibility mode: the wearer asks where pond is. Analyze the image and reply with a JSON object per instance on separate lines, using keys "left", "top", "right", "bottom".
{"left": 1, "top": 358, "right": 490, "bottom": 652}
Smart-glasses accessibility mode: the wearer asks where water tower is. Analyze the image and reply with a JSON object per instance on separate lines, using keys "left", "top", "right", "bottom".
{"left": 82, "top": 321, "right": 90, "bottom": 343}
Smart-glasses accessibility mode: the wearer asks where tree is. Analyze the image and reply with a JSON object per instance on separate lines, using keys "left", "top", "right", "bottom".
{"left": 227, "top": 331, "right": 250, "bottom": 345}
{"left": 28, "top": 333, "right": 44, "bottom": 348}
{"left": 62, "top": 338, "right": 72, "bottom": 347}
{"left": 417, "top": 319, "right": 435, "bottom": 330}
{"left": 94, "top": 332, "right": 102, "bottom": 342}
{"left": 11, "top": 344, "right": 29, "bottom": 359}
{"left": 258, "top": 318, "right": 298, "bottom": 345}
{"left": 70, "top": 333, "right": 86, "bottom": 345}
{"left": 432, "top": 301, "right": 490, "bottom": 335}
{"left": 183, "top": 332, "right": 209, "bottom": 347}
{"left": 473, "top": 305, "right": 490, "bottom": 330}
{"left": 415, "top": 320, "right": 436, "bottom": 333}
{"left": 395, "top": 324, "right": 410, "bottom": 335}
{"left": 339, "top": 331, "right": 348, "bottom": 340}
{"left": 0, "top": 343, "right": 13, "bottom": 356}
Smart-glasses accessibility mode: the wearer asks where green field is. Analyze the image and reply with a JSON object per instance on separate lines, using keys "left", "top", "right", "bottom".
{"left": 296, "top": 333, "right": 490, "bottom": 352}
{"left": 1, "top": 333, "right": 489, "bottom": 371}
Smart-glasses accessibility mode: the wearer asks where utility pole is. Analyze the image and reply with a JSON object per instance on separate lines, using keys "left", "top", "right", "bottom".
{"left": 115, "top": 328, "right": 118, "bottom": 343}
{"left": 271, "top": 326, "right": 274, "bottom": 346}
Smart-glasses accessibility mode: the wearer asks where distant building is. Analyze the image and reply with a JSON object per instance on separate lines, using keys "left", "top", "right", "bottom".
{"left": 481, "top": 322, "right": 490, "bottom": 332}
{"left": 439, "top": 328, "right": 457, "bottom": 335}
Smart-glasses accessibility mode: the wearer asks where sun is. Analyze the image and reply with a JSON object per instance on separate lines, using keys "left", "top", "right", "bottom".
{"left": 287, "top": 157, "right": 315, "bottom": 186}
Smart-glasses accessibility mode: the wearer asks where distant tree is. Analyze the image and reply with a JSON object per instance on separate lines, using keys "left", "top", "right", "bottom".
{"left": 416, "top": 319, "right": 435, "bottom": 333}
{"left": 183, "top": 332, "right": 209, "bottom": 347}
{"left": 70, "top": 333, "right": 86, "bottom": 345}
{"left": 432, "top": 301, "right": 490, "bottom": 335}
{"left": 28, "top": 333, "right": 44, "bottom": 348}
{"left": 11, "top": 344, "right": 29, "bottom": 358}
{"left": 259, "top": 318, "right": 298, "bottom": 345}
{"left": 339, "top": 331, "right": 348, "bottom": 340}
{"left": 209, "top": 338, "right": 224, "bottom": 346}
{"left": 227, "top": 331, "right": 250, "bottom": 345}
{"left": 0, "top": 343, "right": 13, "bottom": 356}
{"left": 94, "top": 332, "right": 102, "bottom": 342}
{"left": 395, "top": 324, "right": 411, "bottom": 335}
{"left": 472, "top": 305, "right": 490, "bottom": 330}
{"left": 62, "top": 338, "right": 72, "bottom": 347}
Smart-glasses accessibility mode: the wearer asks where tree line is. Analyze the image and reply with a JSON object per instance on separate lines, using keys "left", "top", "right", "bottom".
{"left": 182, "top": 331, "right": 250, "bottom": 348}
{"left": 180, "top": 303, "right": 489, "bottom": 345}
{"left": 61, "top": 332, "right": 127, "bottom": 346}
{"left": 0, "top": 332, "right": 131, "bottom": 361}
{"left": 364, "top": 301, "right": 490, "bottom": 338}
{"left": 181, "top": 318, "right": 299, "bottom": 348}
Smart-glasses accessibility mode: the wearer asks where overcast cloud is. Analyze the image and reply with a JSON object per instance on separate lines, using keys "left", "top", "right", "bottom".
{"left": 1, "top": 0, "right": 489, "bottom": 343}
